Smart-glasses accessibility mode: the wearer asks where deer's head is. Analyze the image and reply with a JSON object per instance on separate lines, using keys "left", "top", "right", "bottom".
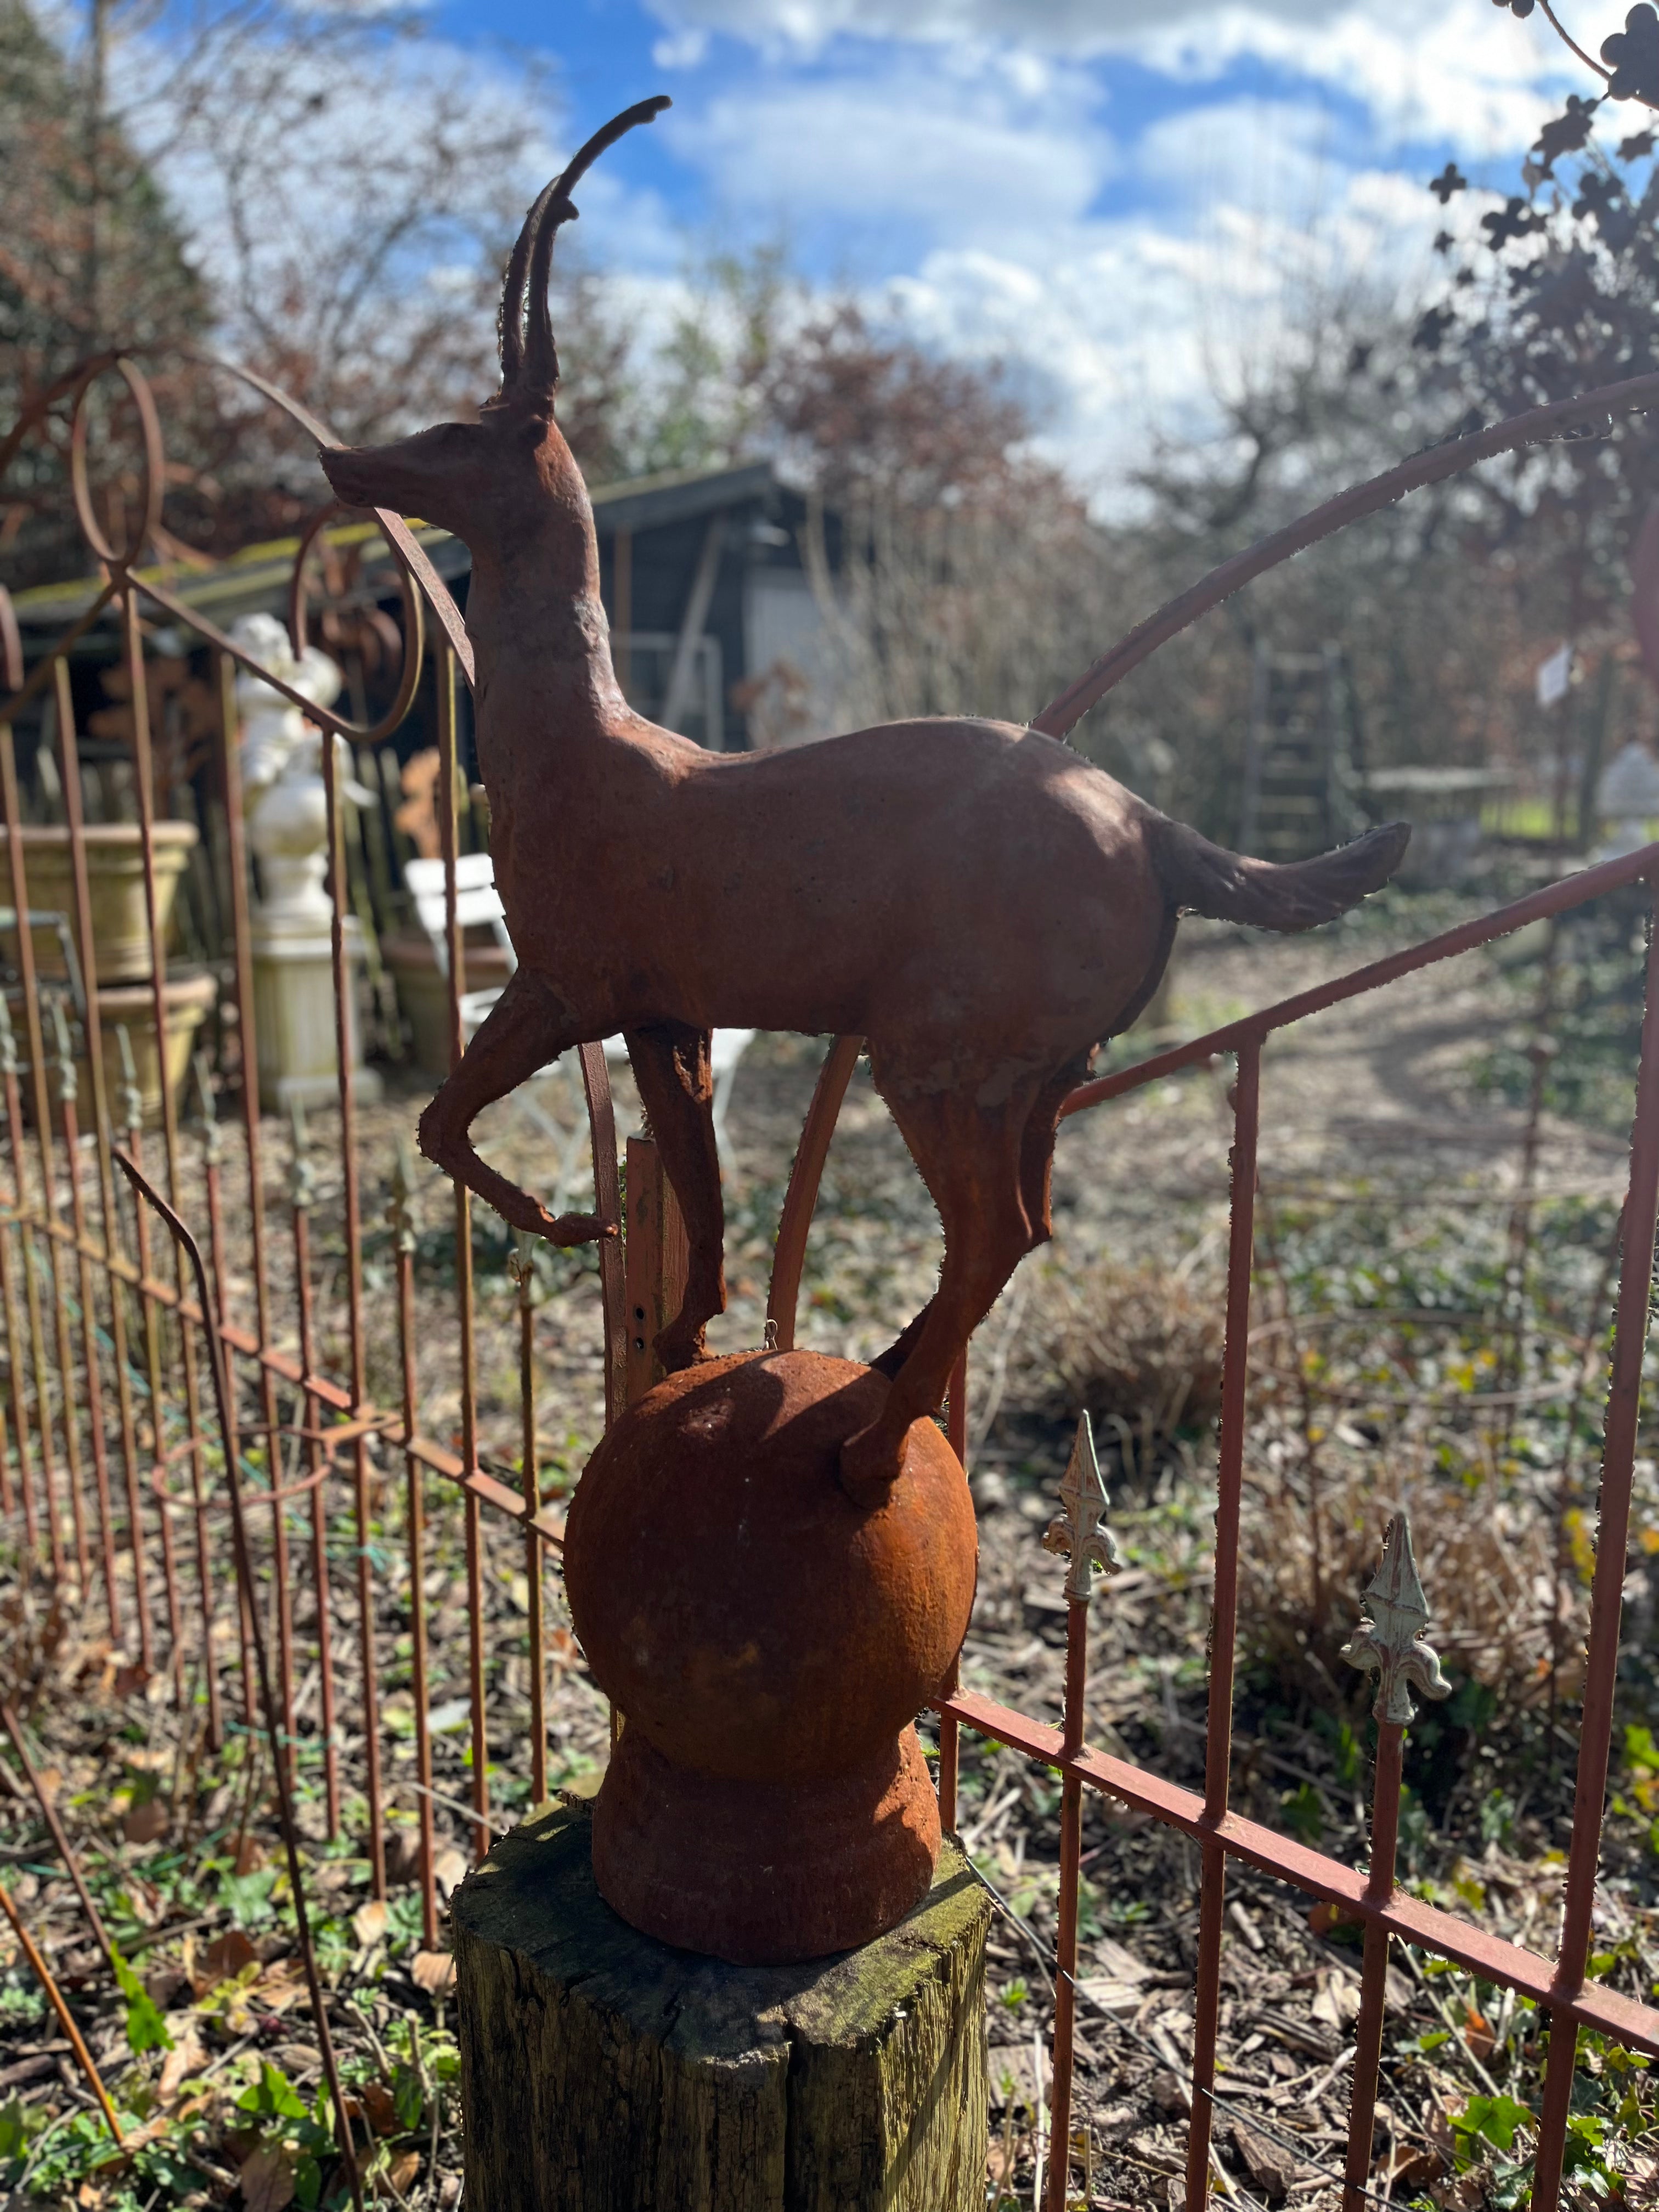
{"left": 318, "top": 97, "right": 669, "bottom": 556}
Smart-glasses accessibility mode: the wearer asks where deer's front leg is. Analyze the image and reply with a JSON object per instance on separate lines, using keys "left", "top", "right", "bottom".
{"left": 417, "top": 969, "right": 614, "bottom": 1245}
{"left": 623, "top": 1022, "right": 725, "bottom": 1369}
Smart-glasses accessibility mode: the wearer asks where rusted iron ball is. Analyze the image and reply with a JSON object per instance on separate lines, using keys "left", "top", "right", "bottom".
{"left": 563, "top": 1348, "right": 977, "bottom": 1962}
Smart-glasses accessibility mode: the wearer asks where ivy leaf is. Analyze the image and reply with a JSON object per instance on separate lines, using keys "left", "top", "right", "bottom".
{"left": 1454, "top": 2092, "right": 1535, "bottom": 2157}
{"left": 1602, "top": 3, "right": 1659, "bottom": 101}
{"left": 1534, "top": 93, "right": 1601, "bottom": 173}
{"left": 1482, "top": 196, "right": 1544, "bottom": 249}
{"left": 238, "top": 2061, "right": 308, "bottom": 2123}
{"left": 110, "top": 1940, "right": 172, "bottom": 2056}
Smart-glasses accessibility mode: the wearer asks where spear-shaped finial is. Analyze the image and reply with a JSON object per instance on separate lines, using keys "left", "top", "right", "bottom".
{"left": 387, "top": 1138, "right": 418, "bottom": 1257}
{"left": 507, "top": 1226, "right": 537, "bottom": 1306}
{"left": 1042, "top": 1411, "right": 1124, "bottom": 1605}
{"left": 288, "top": 1097, "right": 314, "bottom": 1211}
{"left": 1341, "top": 1513, "right": 1453, "bottom": 1726}
{"left": 113, "top": 1024, "right": 142, "bottom": 1138}
{"left": 47, "top": 998, "right": 76, "bottom": 1109}
{"left": 193, "top": 1052, "right": 221, "bottom": 1169}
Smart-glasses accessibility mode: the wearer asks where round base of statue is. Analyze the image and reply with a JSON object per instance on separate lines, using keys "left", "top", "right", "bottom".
{"left": 562, "top": 1349, "right": 977, "bottom": 1965}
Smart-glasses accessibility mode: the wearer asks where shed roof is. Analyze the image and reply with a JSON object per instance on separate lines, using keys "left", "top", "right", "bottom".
{"left": 9, "top": 458, "right": 788, "bottom": 641}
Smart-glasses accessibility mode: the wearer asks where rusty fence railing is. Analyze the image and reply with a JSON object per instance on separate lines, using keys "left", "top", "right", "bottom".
{"left": 765, "top": 849, "right": 1659, "bottom": 2212}
{"left": 2, "top": 358, "right": 1658, "bottom": 2210}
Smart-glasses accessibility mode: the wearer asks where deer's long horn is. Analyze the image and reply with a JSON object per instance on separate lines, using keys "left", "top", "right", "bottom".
{"left": 498, "top": 178, "right": 564, "bottom": 392}
{"left": 517, "top": 95, "right": 671, "bottom": 398}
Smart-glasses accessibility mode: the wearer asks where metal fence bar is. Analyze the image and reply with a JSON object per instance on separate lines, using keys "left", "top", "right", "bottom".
{"left": 0, "top": 1009, "right": 37, "bottom": 1549}
{"left": 391, "top": 1150, "right": 440, "bottom": 1946}
{"left": 940, "top": 1685, "right": 1659, "bottom": 2053}
{"left": 435, "top": 648, "right": 490, "bottom": 1861}
{"left": 50, "top": 659, "right": 137, "bottom": 1649}
{"left": 51, "top": 1020, "right": 120, "bottom": 1632}
{"left": 198, "top": 1075, "right": 257, "bottom": 1725}
{"left": 1184, "top": 1034, "right": 1261, "bottom": 2205}
{"left": 215, "top": 647, "right": 288, "bottom": 1746}
{"left": 937, "top": 1345, "right": 968, "bottom": 1834}
{"left": 514, "top": 1235, "right": 548, "bottom": 1805}
{"left": 1342, "top": 1720, "right": 1405, "bottom": 2209}
{"left": 577, "top": 1042, "right": 625, "bottom": 1430}
{"left": 1043, "top": 1576, "right": 1090, "bottom": 2212}
{"left": 0, "top": 715, "right": 67, "bottom": 1582}
{"left": 119, "top": 1111, "right": 185, "bottom": 1667}
{"left": 318, "top": 689, "right": 382, "bottom": 1891}
{"left": 290, "top": 1121, "right": 341, "bottom": 1839}
{"left": 120, "top": 585, "right": 223, "bottom": 1739}
{"left": 1532, "top": 879, "right": 1659, "bottom": 2209}
{"left": 766, "top": 1033, "right": 861, "bottom": 1350}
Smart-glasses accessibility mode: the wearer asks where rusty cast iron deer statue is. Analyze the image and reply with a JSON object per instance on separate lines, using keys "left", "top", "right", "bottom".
{"left": 320, "top": 98, "right": 1408, "bottom": 1498}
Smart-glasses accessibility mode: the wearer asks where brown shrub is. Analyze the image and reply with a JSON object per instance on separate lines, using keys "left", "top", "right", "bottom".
{"left": 1013, "top": 1253, "right": 1226, "bottom": 1464}
{"left": 1237, "top": 1460, "right": 1582, "bottom": 1716}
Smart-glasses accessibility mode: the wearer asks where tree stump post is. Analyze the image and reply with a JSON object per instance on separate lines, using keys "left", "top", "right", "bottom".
{"left": 452, "top": 1796, "right": 991, "bottom": 2210}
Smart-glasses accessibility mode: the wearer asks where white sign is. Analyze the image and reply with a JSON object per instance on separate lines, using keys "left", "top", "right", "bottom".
{"left": 1537, "top": 643, "right": 1573, "bottom": 707}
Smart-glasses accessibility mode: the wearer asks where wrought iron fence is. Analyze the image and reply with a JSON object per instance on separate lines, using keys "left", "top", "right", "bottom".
{"left": 1, "top": 356, "right": 1657, "bottom": 2212}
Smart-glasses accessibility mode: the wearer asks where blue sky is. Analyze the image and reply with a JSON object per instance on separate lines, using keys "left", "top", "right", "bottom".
{"left": 266, "top": 0, "right": 1590, "bottom": 490}
{"left": 403, "top": 0, "right": 1583, "bottom": 488}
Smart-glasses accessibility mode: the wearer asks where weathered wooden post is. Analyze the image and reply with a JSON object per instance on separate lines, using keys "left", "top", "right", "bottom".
{"left": 453, "top": 1799, "right": 991, "bottom": 2211}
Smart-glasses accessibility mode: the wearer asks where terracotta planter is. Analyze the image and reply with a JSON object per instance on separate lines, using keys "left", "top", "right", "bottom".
{"left": 91, "top": 973, "right": 218, "bottom": 1126}
{"left": 0, "top": 823, "right": 199, "bottom": 986}
{"left": 381, "top": 927, "right": 512, "bottom": 1077}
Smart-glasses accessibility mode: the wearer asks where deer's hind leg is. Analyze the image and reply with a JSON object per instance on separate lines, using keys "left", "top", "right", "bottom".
{"left": 839, "top": 1081, "right": 1040, "bottom": 1504}
{"left": 624, "top": 1022, "right": 726, "bottom": 1373}
{"left": 416, "top": 968, "right": 612, "bottom": 1245}
{"left": 1018, "top": 1050, "right": 1096, "bottom": 1246}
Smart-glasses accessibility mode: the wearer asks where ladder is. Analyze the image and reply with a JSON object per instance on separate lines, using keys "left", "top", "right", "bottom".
{"left": 1239, "top": 644, "right": 1362, "bottom": 861}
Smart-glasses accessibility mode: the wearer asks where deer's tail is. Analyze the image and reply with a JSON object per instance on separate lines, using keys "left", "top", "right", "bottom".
{"left": 1149, "top": 817, "right": 1410, "bottom": 933}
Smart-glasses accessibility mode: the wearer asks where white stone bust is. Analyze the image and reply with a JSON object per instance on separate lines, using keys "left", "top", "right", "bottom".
{"left": 231, "top": 613, "right": 367, "bottom": 932}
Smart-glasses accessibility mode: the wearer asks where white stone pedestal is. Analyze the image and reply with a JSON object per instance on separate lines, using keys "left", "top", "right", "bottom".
{"left": 251, "top": 917, "right": 382, "bottom": 1113}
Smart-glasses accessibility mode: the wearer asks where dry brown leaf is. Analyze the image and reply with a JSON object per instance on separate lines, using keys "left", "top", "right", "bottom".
{"left": 1231, "top": 2118, "right": 1297, "bottom": 2200}
{"left": 239, "top": 2143, "right": 296, "bottom": 2212}
{"left": 353, "top": 1899, "right": 389, "bottom": 1947}
{"left": 1463, "top": 2002, "right": 1496, "bottom": 2061}
{"left": 157, "top": 2025, "right": 206, "bottom": 2103}
{"left": 374, "top": 2148, "right": 421, "bottom": 2198}
{"left": 253, "top": 1959, "right": 309, "bottom": 2014}
{"left": 383, "top": 1829, "right": 424, "bottom": 1888}
{"left": 144, "top": 1966, "right": 188, "bottom": 2010}
{"left": 1389, "top": 2145, "right": 1447, "bottom": 2190}
{"left": 234, "top": 1834, "right": 268, "bottom": 1877}
{"left": 431, "top": 1846, "right": 469, "bottom": 1899}
{"left": 1309, "top": 1980, "right": 1346, "bottom": 2030}
{"left": 411, "top": 1949, "right": 455, "bottom": 1996}
{"left": 122, "top": 1797, "right": 168, "bottom": 1845}
{"left": 193, "top": 1927, "right": 258, "bottom": 1996}
{"left": 359, "top": 2078, "right": 399, "bottom": 2136}
{"left": 123, "top": 1876, "right": 162, "bottom": 1929}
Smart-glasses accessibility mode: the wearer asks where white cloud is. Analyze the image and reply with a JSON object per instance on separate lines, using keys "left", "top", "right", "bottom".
{"left": 647, "top": 0, "right": 1329, "bottom": 52}
{"left": 667, "top": 54, "right": 1110, "bottom": 246}
{"left": 653, "top": 24, "right": 712, "bottom": 67}
{"left": 652, "top": 0, "right": 1576, "bottom": 160}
